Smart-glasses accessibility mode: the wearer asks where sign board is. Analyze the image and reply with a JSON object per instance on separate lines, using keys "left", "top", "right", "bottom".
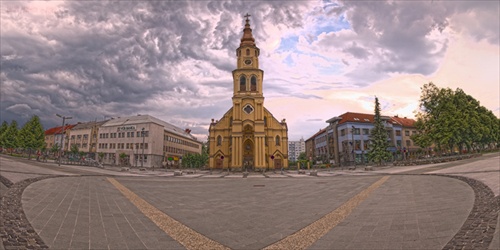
{"left": 117, "top": 125, "right": 136, "bottom": 132}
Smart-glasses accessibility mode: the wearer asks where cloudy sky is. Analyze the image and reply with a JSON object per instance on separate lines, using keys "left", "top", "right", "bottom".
{"left": 1, "top": 0, "right": 499, "bottom": 141}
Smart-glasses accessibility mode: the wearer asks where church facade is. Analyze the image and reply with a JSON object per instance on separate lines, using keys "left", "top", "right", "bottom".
{"left": 208, "top": 15, "right": 288, "bottom": 170}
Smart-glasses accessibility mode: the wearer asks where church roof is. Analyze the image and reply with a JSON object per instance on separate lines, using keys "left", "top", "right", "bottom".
{"left": 240, "top": 14, "right": 255, "bottom": 46}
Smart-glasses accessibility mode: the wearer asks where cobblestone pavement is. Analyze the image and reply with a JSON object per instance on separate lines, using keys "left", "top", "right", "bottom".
{"left": 1, "top": 153, "right": 499, "bottom": 249}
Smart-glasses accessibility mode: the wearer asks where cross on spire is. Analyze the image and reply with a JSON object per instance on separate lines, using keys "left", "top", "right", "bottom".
{"left": 244, "top": 13, "right": 251, "bottom": 20}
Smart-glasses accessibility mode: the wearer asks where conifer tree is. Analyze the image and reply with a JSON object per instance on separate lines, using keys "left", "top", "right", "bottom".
{"left": 367, "top": 97, "right": 391, "bottom": 165}
{"left": 0, "top": 121, "right": 8, "bottom": 148}
{"left": 19, "top": 115, "right": 45, "bottom": 159}
{"left": 3, "top": 120, "right": 19, "bottom": 155}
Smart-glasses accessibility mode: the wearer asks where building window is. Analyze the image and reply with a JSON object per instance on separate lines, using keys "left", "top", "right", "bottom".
{"left": 217, "top": 136, "right": 222, "bottom": 146}
{"left": 264, "top": 117, "right": 267, "bottom": 127}
{"left": 396, "top": 130, "right": 401, "bottom": 136}
{"left": 405, "top": 131, "right": 410, "bottom": 136}
{"left": 362, "top": 128, "right": 370, "bottom": 135}
{"left": 340, "top": 129, "right": 345, "bottom": 136}
{"left": 251, "top": 76, "right": 257, "bottom": 91}
{"left": 276, "top": 136, "right": 280, "bottom": 146}
{"left": 240, "top": 75, "right": 246, "bottom": 91}
{"left": 406, "top": 140, "right": 411, "bottom": 147}
{"left": 229, "top": 117, "right": 233, "bottom": 126}
{"left": 246, "top": 49, "right": 250, "bottom": 55}
{"left": 353, "top": 128, "right": 360, "bottom": 135}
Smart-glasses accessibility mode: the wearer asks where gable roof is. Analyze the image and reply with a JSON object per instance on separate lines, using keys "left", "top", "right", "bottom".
{"left": 338, "top": 112, "right": 374, "bottom": 124}
{"left": 391, "top": 116, "right": 416, "bottom": 127}
{"left": 305, "top": 128, "right": 326, "bottom": 142}
{"left": 44, "top": 124, "right": 76, "bottom": 135}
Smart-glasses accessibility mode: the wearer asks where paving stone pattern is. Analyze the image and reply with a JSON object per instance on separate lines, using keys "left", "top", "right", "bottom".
{"left": 438, "top": 175, "right": 499, "bottom": 250}
{"left": 308, "top": 175, "right": 475, "bottom": 250}
{"left": 1, "top": 153, "right": 499, "bottom": 250}
{"left": 117, "top": 176, "right": 383, "bottom": 250}
{"left": 22, "top": 176, "right": 184, "bottom": 250}
{"left": 0, "top": 176, "right": 53, "bottom": 249}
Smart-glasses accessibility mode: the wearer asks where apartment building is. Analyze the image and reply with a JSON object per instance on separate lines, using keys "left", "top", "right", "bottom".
{"left": 67, "top": 121, "right": 107, "bottom": 157}
{"left": 306, "top": 112, "right": 417, "bottom": 166}
{"left": 44, "top": 124, "right": 76, "bottom": 152}
{"left": 288, "top": 138, "right": 305, "bottom": 162}
{"left": 96, "top": 115, "right": 201, "bottom": 168}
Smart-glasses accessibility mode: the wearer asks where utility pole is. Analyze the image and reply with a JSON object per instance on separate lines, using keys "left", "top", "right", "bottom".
{"left": 141, "top": 128, "right": 145, "bottom": 168}
{"left": 352, "top": 126, "right": 356, "bottom": 167}
{"left": 56, "top": 114, "right": 72, "bottom": 166}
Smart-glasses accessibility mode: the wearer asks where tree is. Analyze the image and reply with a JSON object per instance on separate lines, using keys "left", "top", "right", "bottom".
{"left": 0, "top": 121, "right": 8, "bottom": 148}
{"left": 2, "top": 120, "right": 19, "bottom": 155}
{"left": 18, "top": 115, "right": 45, "bottom": 159}
{"left": 119, "top": 153, "right": 128, "bottom": 166}
{"left": 98, "top": 152, "right": 105, "bottom": 163}
{"left": 367, "top": 97, "right": 391, "bottom": 165}
{"left": 415, "top": 82, "right": 499, "bottom": 154}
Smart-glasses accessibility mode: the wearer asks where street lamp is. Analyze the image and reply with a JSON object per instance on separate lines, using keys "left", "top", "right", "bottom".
{"left": 351, "top": 126, "right": 356, "bottom": 168}
{"left": 56, "top": 114, "right": 72, "bottom": 166}
{"left": 141, "top": 128, "right": 145, "bottom": 168}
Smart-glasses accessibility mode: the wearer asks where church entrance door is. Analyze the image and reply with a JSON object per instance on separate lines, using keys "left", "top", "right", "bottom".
{"left": 274, "top": 159, "right": 282, "bottom": 169}
{"left": 243, "top": 139, "right": 254, "bottom": 171}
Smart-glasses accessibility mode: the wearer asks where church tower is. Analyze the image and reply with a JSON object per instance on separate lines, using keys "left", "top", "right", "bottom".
{"left": 209, "top": 14, "right": 288, "bottom": 171}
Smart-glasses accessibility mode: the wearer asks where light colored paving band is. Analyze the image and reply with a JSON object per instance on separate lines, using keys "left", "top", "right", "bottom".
{"left": 107, "top": 177, "right": 230, "bottom": 250}
{"left": 264, "top": 175, "right": 391, "bottom": 250}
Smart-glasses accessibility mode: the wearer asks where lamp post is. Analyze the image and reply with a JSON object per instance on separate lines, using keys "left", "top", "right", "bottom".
{"left": 141, "top": 128, "right": 145, "bottom": 168}
{"left": 56, "top": 114, "right": 72, "bottom": 166}
{"left": 351, "top": 126, "right": 356, "bottom": 167}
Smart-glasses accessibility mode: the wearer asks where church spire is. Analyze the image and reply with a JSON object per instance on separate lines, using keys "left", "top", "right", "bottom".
{"left": 240, "top": 13, "right": 255, "bottom": 46}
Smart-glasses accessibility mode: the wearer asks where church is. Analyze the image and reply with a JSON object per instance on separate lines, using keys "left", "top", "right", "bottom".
{"left": 208, "top": 15, "right": 289, "bottom": 171}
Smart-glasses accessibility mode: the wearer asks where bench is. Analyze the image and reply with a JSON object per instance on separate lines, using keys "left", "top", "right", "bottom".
{"left": 120, "top": 167, "right": 130, "bottom": 172}
{"left": 174, "top": 171, "right": 183, "bottom": 176}
{"left": 185, "top": 170, "right": 195, "bottom": 174}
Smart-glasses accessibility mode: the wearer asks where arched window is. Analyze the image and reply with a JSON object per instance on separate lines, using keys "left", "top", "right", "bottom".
{"left": 240, "top": 75, "right": 246, "bottom": 91}
{"left": 251, "top": 76, "right": 257, "bottom": 91}
{"left": 229, "top": 116, "right": 233, "bottom": 126}
{"left": 246, "top": 49, "right": 250, "bottom": 56}
{"left": 229, "top": 136, "right": 232, "bottom": 146}
{"left": 275, "top": 135, "right": 280, "bottom": 146}
{"left": 264, "top": 117, "right": 267, "bottom": 127}
{"left": 217, "top": 136, "right": 222, "bottom": 146}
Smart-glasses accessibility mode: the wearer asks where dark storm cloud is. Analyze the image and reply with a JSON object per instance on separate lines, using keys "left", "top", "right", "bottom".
{"left": 0, "top": 0, "right": 308, "bottom": 130}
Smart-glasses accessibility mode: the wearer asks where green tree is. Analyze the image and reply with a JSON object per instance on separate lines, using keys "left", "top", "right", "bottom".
{"left": 98, "top": 152, "right": 105, "bottom": 163}
{"left": 0, "top": 121, "right": 8, "bottom": 148}
{"left": 367, "top": 97, "right": 391, "bottom": 165}
{"left": 119, "top": 153, "right": 128, "bottom": 166}
{"left": 416, "top": 82, "right": 499, "bottom": 154}
{"left": 18, "top": 115, "right": 45, "bottom": 159}
{"left": 2, "top": 120, "right": 19, "bottom": 155}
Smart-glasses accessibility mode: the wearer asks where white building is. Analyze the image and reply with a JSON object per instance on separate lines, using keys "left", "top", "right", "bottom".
{"left": 96, "top": 115, "right": 201, "bottom": 168}
{"left": 67, "top": 121, "right": 106, "bottom": 157}
{"left": 288, "top": 138, "right": 305, "bottom": 162}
